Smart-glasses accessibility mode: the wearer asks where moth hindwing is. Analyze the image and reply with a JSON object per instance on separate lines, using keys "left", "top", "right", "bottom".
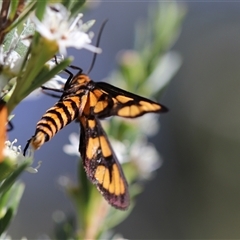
{"left": 79, "top": 115, "right": 129, "bottom": 210}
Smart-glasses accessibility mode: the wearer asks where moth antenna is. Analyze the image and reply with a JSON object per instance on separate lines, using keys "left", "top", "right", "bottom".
{"left": 87, "top": 19, "right": 108, "bottom": 75}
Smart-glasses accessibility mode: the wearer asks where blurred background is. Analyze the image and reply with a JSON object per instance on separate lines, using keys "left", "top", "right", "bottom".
{"left": 7, "top": 1, "right": 240, "bottom": 239}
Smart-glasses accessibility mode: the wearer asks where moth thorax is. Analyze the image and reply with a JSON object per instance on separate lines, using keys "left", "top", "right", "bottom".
{"left": 74, "top": 74, "right": 91, "bottom": 86}
{"left": 31, "top": 132, "right": 47, "bottom": 150}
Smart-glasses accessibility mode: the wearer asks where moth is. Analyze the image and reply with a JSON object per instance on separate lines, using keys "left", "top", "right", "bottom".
{"left": 24, "top": 69, "right": 168, "bottom": 209}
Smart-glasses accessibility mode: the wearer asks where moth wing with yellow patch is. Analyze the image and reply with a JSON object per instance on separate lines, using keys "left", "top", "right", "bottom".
{"left": 79, "top": 115, "right": 129, "bottom": 210}
{"left": 92, "top": 82, "right": 168, "bottom": 119}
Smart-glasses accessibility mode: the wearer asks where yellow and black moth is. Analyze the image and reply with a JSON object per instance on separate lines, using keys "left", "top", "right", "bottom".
{"left": 24, "top": 70, "right": 168, "bottom": 210}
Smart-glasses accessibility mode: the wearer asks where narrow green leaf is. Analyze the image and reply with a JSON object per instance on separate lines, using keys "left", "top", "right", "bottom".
{"left": 7, "top": 182, "right": 25, "bottom": 213}
{"left": 62, "top": 0, "right": 72, "bottom": 10}
{"left": 69, "top": 0, "right": 86, "bottom": 18}
{"left": 8, "top": 0, "right": 19, "bottom": 21}
{"left": 0, "top": 182, "right": 25, "bottom": 234}
{"left": 0, "top": 159, "right": 16, "bottom": 181}
{"left": 35, "top": 0, "right": 48, "bottom": 21}
{"left": 0, "top": 182, "right": 25, "bottom": 217}
{"left": 0, "top": 160, "right": 30, "bottom": 195}
{"left": 0, "top": 208, "right": 13, "bottom": 235}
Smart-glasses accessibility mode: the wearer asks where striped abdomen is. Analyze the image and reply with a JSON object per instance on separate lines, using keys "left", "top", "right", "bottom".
{"left": 30, "top": 96, "right": 82, "bottom": 150}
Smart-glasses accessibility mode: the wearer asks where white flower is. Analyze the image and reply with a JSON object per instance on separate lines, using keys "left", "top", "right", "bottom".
{"left": 0, "top": 20, "right": 35, "bottom": 97}
{"left": 0, "top": 20, "right": 33, "bottom": 75}
{"left": 0, "top": 233, "right": 28, "bottom": 240}
{"left": 0, "top": 232, "right": 12, "bottom": 240}
{"left": 136, "top": 114, "right": 160, "bottom": 136}
{"left": 129, "top": 138, "right": 162, "bottom": 179}
{"left": 58, "top": 175, "right": 72, "bottom": 188}
{"left": 0, "top": 47, "right": 22, "bottom": 97}
{"left": 0, "top": 48, "right": 20, "bottom": 69}
{"left": 126, "top": 113, "right": 160, "bottom": 137}
{"left": 31, "top": 4, "right": 101, "bottom": 56}
{"left": 4, "top": 139, "right": 41, "bottom": 173}
{"left": 0, "top": 46, "right": 22, "bottom": 75}
{"left": 63, "top": 132, "right": 80, "bottom": 157}
{"left": 52, "top": 210, "right": 66, "bottom": 223}
{"left": 109, "top": 137, "right": 128, "bottom": 164}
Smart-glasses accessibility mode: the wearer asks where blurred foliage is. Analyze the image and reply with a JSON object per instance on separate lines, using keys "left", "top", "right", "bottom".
{"left": 0, "top": 0, "right": 90, "bottom": 236}
{"left": 0, "top": 0, "right": 185, "bottom": 239}
{"left": 0, "top": 159, "right": 30, "bottom": 235}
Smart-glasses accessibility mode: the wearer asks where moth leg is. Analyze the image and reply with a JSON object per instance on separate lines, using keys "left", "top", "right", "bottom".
{"left": 44, "top": 55, "right": 75, "bottom": 91}
{"left": 7, "top": 121, "right": 13, "bottom": 131}
{"left": 41, "top": 86, "right": 64, "bottom": 92}
{"left": 23, "top": 138, "right": 32, "bottom": 156}
{"left": 68, "top": 65, "right": 82, "bottom": 71}
{"left": 41, "top": 86, "right": 64, "bottom": 98}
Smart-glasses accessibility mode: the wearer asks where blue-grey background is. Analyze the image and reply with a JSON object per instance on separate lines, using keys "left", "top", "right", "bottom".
{"left": 8, "top": 1, "right": 240, "bottom": 239}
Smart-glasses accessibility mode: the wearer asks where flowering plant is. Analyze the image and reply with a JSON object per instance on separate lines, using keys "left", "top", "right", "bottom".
{"left": 0, "top": 1, "right": 185, "bottom": 239}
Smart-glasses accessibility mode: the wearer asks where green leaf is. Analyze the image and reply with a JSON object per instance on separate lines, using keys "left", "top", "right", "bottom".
{"left": 0, "top": 160, "right": 30, "bottom": 195}
{"left": 0, "top": 182, "right": 25, "bottom": 235}
{"left": 0, "top": 208, "right": 13, "bottom": 235}
{"left": 0, "top": 182, "right": 25, "bottom": 217}
{"left": 3, "top": 29, "right": 17, "bottom": 52}
{"left": 69, "top": 0, "right": 86, "bottom": 18}
{"left": 103, "top": 206, "right": 133, "bottom": 234}
{"left": 61, "top": 0, "right": 86, "bottom": 17}
{"left": 0, "top": 158, "right": 16, "bottom": 181}
{"left": 66, "top": 162, "right": 90, "bottom": 231}
{"left": 8, "top": 0, "right": 19, "bottom": 21}
{"left": 61, "top": 0, "right": 72, "bottom": 10}
{"left": 35, "top": 0, "right": 48, "bottom": 21}
{"left": 143, "top": 51, "right": 182, "bottom": 96}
